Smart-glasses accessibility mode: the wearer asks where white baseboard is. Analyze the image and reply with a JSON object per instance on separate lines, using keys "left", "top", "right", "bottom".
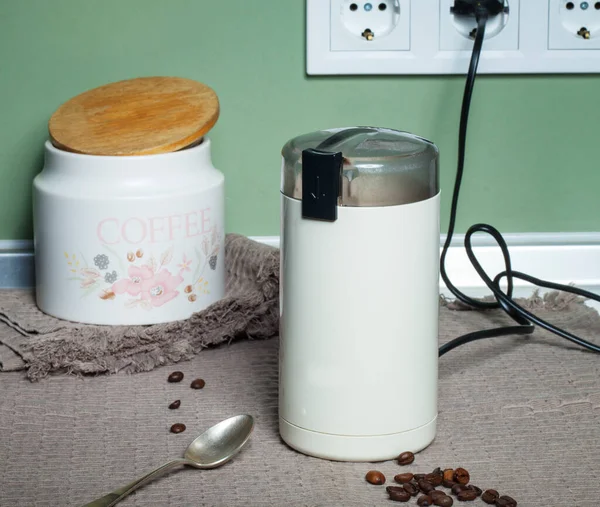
{"left": 250, "top": 233, "right": 600, "bottom": 300}
{"left": 1, "top": 234, "right": 600, "bottom": 300}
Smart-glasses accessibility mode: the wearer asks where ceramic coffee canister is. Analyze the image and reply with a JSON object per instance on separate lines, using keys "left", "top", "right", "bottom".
{"left": 33, "top": 76, "right": 225, "bottom": 325}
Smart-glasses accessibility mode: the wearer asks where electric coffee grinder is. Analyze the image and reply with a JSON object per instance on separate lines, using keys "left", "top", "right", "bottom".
{"left": 279, "top": 127, "right": 440, "bottom": 461}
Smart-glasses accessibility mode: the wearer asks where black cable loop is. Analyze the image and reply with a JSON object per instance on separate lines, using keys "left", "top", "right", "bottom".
{"left": 438, "top": 11, "right": 600, "bottom": 357}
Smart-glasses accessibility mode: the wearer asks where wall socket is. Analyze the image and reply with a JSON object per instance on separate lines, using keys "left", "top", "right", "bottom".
{"left": 549, "top": 0, "right": 600, "bottom": 50}
{"left": 439, "top": 0, "right": 519, "bottom": 51}
{"left": 307, "top": 0, "right": 600, "bottom": 74}
{"left": 331, "top": 0, "right": 410, "bottom": 51}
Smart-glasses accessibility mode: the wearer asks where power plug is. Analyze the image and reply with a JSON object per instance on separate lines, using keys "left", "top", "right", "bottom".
{"left": 451, "top": 0, "right": 508, "bottom": 17}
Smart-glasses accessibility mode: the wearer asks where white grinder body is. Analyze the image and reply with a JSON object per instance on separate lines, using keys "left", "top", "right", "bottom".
{"left": 278, "top": 127, "right": 440, "bottom": 461}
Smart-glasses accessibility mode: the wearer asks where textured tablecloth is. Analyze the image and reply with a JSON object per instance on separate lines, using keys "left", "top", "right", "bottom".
{"left": 1, "top": 295, "right": 599, "bottom": 507}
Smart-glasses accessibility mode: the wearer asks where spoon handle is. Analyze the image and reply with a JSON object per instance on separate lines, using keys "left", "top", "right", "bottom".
{"left": 81, "top": 458, "right": 191, "bottom": 507}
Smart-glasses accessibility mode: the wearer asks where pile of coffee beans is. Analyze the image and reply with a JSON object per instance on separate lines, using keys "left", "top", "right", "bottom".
{"left": 365, "top": 451, "right": 517, "bottom": 506}
{"left": 166, "top": 371, "right": 206, "bottom": 434}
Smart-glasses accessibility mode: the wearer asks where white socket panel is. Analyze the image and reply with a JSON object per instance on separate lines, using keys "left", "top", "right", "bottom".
{"left": 307, "top": 0, "right": 600, "bottom": 74}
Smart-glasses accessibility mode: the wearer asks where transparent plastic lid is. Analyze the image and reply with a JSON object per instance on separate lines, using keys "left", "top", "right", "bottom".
{"left": 281, "top": 127, "right": 439, "bottom": 208}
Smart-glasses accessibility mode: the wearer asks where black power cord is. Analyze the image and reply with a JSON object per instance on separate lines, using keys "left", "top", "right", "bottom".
{"left": 439, "top": 3, "right": 600, "bottom": 356}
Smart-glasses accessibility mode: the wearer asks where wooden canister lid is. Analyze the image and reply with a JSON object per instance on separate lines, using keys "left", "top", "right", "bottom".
{"left": 48, "top": 76, "right": 219, "bottom": 156}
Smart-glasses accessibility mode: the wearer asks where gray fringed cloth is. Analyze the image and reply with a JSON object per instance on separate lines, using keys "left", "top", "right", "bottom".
{"left": 1, "top": 232, "right": 599, "bottom": 383}
{"left": 0, "top": 234, "right": 279, "bottom": 381}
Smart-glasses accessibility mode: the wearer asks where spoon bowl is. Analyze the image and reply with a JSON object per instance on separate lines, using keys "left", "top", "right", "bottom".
{"left": 184, "top": 414, "right": 254, "bottom": 468}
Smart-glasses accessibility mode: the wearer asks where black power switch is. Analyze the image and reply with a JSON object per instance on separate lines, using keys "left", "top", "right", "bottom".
{"left": 301, "top": 148, "right": 342, "bottom": 222}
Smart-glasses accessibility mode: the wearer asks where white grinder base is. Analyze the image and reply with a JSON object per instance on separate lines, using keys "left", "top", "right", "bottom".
{"left": 279, "top": 416, "right": 437, "bottom": 462}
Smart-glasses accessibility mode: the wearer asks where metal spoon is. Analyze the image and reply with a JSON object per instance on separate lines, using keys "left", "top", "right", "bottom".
{"left": 82, "top": 414, "right": 254, "bottom": 507}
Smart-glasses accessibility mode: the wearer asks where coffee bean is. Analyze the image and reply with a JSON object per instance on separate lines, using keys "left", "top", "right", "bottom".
{"left": 417, "top": 479, "right": 435, "bottom": 494}
{"left": 443, "top": 469, "right": 454, "bottom": 482}
{"left": 395, "top": 473, "right": 414, "bottom": 484}
{"left": 170, "top": 423, "right": 186, "bottom": 434}
{"left": 426, "top": 473, "right": 443, "bottom": 487}
{"left": 403, "top": 482, "right": 419, "bottom": 497}
{"left": 168, "top": 400, "right": 181, "bottom": 410}
{"left": 451, "top": 484, "right": 467, "bottom": 496}
{"left": 453, "top": 468, "right": 470, "bottom": 485}
{"left": 432, "top": 467, "right": 443, "bottom": 476}
{"left": 365, "top": 470, "right": 385, "bottom": 485}
{"left": 397, "top": 451, "right": 415, "bottom": 465}
{"left": 496, "top": 495, "right": 517, "bottom": 506}
{"left": 456, "top": 490, "right": 478, "bottom": 501}
{"left": 167, "top": 371, "right": 184, "bottom": 383}
{"left": 414, "top": 473, "right": 427, "bottom": 481}
{"left": 481, "top": 489, "right": 499, "bottom": 504}
{"left": 387, "top": 486, "right": 405, "bottom": 494}
{"left": 430, "top": 491, "right": 446, "bottom": 501}
{"left": 442, "top": 479, "right": 456, "bottom": 489}
{"left": 434, "top": 495, "right": 453, "bottom": 507}
{"left": 389, "top": 489, "right": 411, "bottom": 502}
{"left": 190, "top": 378, "right": 205, "bottom": 389}
{"left": 466, "top": 485, "right": 482, "bottom": 496}
{"left": 417, "top": 495, "right": 434, "bottom": 507}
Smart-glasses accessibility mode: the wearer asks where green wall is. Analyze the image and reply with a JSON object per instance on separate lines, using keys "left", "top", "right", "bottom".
{"left": 1, "top": 0, "right": 599, "bottom": 240}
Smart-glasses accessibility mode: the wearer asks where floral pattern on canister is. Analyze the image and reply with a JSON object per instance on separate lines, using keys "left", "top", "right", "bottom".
{"left": 64, "top": 227, "right": 221, "bottom": 310}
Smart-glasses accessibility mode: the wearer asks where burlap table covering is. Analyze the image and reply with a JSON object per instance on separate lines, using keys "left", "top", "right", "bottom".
{"left": 1, "top": 285, "right": 599, "bottom": 506}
